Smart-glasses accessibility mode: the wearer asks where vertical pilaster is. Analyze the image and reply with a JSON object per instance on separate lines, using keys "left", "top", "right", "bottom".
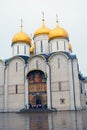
{"left": 24, "top": 64, "right": 28, "bottom": 109}
{"left": 69, "top": 59, "right": 75, "bottom": 110}
{"left": 46, "top": 63, "right": 51, "bottom": 109}
{"left": 4, "top": 66, "right": 8, "bottom": 112}
{"left": 73, "top": 59, "right": 81, "bottom": 110}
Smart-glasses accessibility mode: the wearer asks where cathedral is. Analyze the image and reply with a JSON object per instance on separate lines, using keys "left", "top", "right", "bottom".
{"left": 0, "top": 15, "right": 86, "bottom": 112}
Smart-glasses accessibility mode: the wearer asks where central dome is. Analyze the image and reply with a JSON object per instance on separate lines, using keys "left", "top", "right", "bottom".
{"left": 34, "top": 19, "right": 50, "bottom": 37}
{"left": 12, "top": 29, "right": 31, "bottom": 45}
{"left": 49, "top": 21, "right": 69, "bottom": 40}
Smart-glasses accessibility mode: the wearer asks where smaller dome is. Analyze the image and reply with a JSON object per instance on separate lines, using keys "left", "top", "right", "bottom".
{"left": 68, "top": 43, "right": 72, "bottom": 52}
{"left": 49, "top": 21, "right": 69, "bottom": 40}
{"left": 34, "top": 19, "right": 50, "bottom": 37}
{"left": 12, "top": 28, "right": 31, "bottom": 45}
{"left": 30, "top": 42, "right": 34, "bottom": 54}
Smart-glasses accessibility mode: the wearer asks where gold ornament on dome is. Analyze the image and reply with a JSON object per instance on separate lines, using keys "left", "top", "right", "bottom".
{"left": 49, "top": 15, "right": 69, "bottom": 40}
{"left": 34, "top": 12, "right": 50, "bottom": 37}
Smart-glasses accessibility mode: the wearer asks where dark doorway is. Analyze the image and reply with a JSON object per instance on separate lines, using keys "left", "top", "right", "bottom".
{"left": 36, "top": 95, "right": 41, "bottom": 105}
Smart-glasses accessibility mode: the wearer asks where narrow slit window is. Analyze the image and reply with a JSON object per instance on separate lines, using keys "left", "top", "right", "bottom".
{"left": 15, "top": 85, "right": 18, "bottom": 94}
{"left": 59, "top": 81, "right": 61, "bottom": 91}
{"left": 24, "top": 46, "right": 26, "bottom": 54}
{"left": 16, "top": 62, "right": 18, "bottom": 72}
{"left": 17, "top": 46, "right": 19, "bottom": 54}
{"left": 80, "top": 83, "right": 83, "bottom": 94}
{"left": 64, "top": 41, "right": 66, "bottom": 50}
{"left": 58, "top": 58, "right": 60, "bottom": 68}
{"left": 36, "top": 60, "right": 38, "bottom": 69}
{"left": 57, "top": 41, "right": 59, "bottom": 50}
{"left": 41, "top": 41, "right": 43, "bottom": 52}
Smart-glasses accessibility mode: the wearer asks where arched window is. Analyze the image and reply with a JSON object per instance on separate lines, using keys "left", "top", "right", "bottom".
{"left": 16, "top": 62, "right": 18, "bottom": 72}
{"left": 15, "top": 85, "right": 18, "bottom": 94}
{"left": 24, "top": 46, "right": 26, "bottom": 54}
{"left": 56, "top": 41, "right": 59, "bottom": 50}
{"left": 41, "top": 41, "right": 43, "bottom": 52}
{"left": 58, "top": 58, "right": 60, "bottom": 68}
{"left": 64, "top": 41, "right": 66, "bottom": 50}
{"left": 17, "top": 46, "right": 19, "bottom": 54}
{"left": 36, "top": 60, "right": 38, "bottom": 69}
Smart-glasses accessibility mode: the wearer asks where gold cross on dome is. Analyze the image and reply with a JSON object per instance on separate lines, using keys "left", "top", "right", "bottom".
{"left": 42, "top": 12, "right": 44, "bottom": 21}
{"left": 56, "top": 14, "right": 58, "bottom": 22}
{"left": 21, "top": 18, "right": 23, "bottom": 28}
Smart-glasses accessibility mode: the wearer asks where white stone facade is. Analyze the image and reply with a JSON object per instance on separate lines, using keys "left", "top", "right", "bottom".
{"left": 0, "top": 21, "right": 86, "bottom": 112}
{"left": 0, "top": 51, "right": 85, "bottom": 112}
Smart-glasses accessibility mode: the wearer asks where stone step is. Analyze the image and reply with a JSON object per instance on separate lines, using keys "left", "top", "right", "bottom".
{"left": 18, "top": 108, "right": 54, "bottom": 113}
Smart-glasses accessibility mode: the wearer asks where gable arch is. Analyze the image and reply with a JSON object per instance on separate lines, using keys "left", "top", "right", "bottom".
{"left": 28, "top": 54, "right": 46, "bottom": 63}
{"left": 7, "top": 56, "right": 25, "bottom": 65}
{"left": 8, "top": 56, "right": 25, "bottom": 85}
{"left": 48, "top": 52, "right": 69, "bottom": 61}
{"left": 28, "top": 55, "right": 47, "bottom": 73}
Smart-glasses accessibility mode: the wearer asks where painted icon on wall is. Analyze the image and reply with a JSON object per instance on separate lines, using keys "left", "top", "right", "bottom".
{"left": 28, "top": 70, "right": 46, "bottom": 83}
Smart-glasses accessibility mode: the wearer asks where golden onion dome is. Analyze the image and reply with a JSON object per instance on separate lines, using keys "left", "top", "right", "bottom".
{"left": 34, "top": 17, "right": 50, "bottom": 37}
{"left": 12, "top": 23, "right": 31, "bottom": 45}
{"left": 30, "top": 42, "right": 34, "bottom": 54}
{"left": 49, "top": 20, "right": 69, "bottom": 41}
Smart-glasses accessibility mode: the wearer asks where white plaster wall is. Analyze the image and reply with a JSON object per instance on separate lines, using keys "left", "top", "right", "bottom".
{"left": 28, "top": 56, "right": 46, "bottom": 73}
{"left": 12, "top": 42, "right": 30, "bottom": 56}
{"left": 72, "top": 59, "right": 81, "bottom": 110}
{"left": 0, "top": 61, "right": 4, "bottom": 85}
{"left": 80, "top": 81, "right": 86, "bottom": 108}
{"left": 7, "top": 57, "right": 25, "bottom": 111}
{"left": 34, "top": 35, "right": 49, "bottom": 54}
{"left": 50, "top": 53, "right": 69, "bottom": 81}
{"left": 8, "top": 58, "right": 25, "bottom": 84}
{"left": 49, "top": 38, "right": 69, "bottom": 53}
{"left": 0, "top": 61, "right": 4, "bottom": 110}
{"left": 52, "top": 91, "right": 70, "bottom": 110}
{"left": 84, "top": 82, "right": 87, "bottom": 107}
{"left": 68, "top": 59, "right": 75, "bottom": 110}
{"left": 8, "top": 94, "right": 24, "bottom": 111}
{"left": 49, "top": 53, "right": 71, "bottom": 110}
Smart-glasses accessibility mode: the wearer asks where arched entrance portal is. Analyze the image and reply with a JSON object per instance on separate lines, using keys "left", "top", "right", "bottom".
{"left": 27, "top": 70, "right": 47, "bottom": 108}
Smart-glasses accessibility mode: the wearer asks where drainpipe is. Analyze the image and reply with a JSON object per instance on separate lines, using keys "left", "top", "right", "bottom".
{"left": 71, "top": 59, "right": 76, "bottom": 111}
{"left": 46, "top": 61, "right": 52, "bottom": 109}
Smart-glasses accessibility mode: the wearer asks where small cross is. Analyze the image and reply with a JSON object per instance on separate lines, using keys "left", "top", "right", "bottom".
{"left": 56, "top": 14, "right": 58, "bottom": 23}
{"left": 21, "top": 18, "right": 23, "bottom": 28}
{"left": 42, "top": 12, "right": 44, "bottom": 20}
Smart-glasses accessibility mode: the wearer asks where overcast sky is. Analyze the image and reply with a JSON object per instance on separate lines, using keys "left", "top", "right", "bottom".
{"left": 0, "top": 0, "right": 87, "bottom": 76}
